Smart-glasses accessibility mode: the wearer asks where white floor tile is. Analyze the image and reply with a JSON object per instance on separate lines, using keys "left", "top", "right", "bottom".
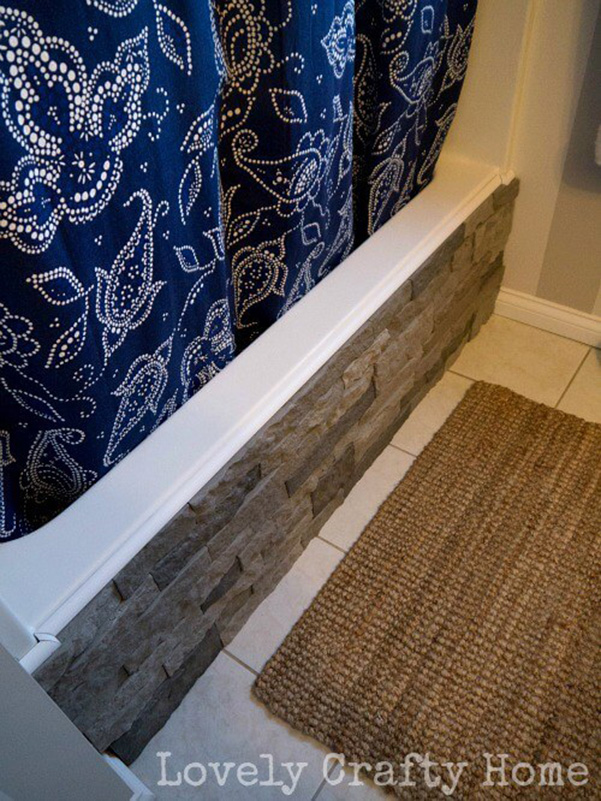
{"left": 557, "top": 348, "right": 601, "bottom": 423}
{"left": 132, "top": 653, "right": 329, "bottom": 800}
{"left": 318, "top": 446, "right": 414, "bottom": 552}
{"left": 391, "top": 372, "right": 473, "bottom": 455}
{"left": 133, "top": 318, "right": 597, "bottom": 801}
{"left": 450, "top": 315, "right": 588, "bottom": 405}
{"left": 227, "top": 538, "right": 343, "bottom": 673}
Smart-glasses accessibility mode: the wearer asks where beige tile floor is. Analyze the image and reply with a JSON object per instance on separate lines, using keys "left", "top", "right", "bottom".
{"left": 132, "top": 315, "right": 601, "bottom": 800}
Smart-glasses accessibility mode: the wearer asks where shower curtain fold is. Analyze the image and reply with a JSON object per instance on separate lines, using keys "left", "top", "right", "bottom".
{"left": 0, "top": 0, "right": 477, "bottom": 541}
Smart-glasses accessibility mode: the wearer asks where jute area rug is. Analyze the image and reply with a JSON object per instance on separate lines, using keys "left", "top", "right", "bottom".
{"left": 255, "top": 382, "right": 601, "bottom": 798}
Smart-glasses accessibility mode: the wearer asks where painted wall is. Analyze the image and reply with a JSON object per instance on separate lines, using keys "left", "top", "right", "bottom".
{"left": 538, "top": 6, "right": 601, "bottom": 314}
{"left": 502, "top": 0, "right": 601, "bottom": 314}
{"left": 443, "top": 0, "right": 532, "bottom": 170}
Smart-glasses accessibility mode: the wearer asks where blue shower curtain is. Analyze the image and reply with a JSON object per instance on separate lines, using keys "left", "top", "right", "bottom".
{"left": 0, "top": 0, "right": 476, "bottom": 541}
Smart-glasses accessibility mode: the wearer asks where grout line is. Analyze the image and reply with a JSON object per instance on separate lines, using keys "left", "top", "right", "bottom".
{"left": 316, "top": 535, "right": 348, "bottom": 555}
{"left": 223, "top": 648, "right": 259, "bottom": 677}
{"left": 447, "top": 366, "right": 475, "bottom": 380}
{"left": 447, "top": 366, "right": 481, "bottom": 383}
{"left": 388, "top": 441, "right": 419, "bottom": 458}
{"left": 448, "top": 312, "right": 594, "bottom": 385}
{"left": 311, "top": 776, "right": 329, "bottom": 801}
{"left": 449, "top": 353, "right": 593, "bottom": 411}
{"left": 312, "top": 761, "right": 342, "bottom": 801}
{"left": 492, "top": 310, "right": 597, "bottom": 347}
{"left": 554, "top": 347, "right": 591, "bottom": 409}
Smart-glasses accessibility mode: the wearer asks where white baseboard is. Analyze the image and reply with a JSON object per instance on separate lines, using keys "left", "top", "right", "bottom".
{"left": 495, "top": 287, "right": 601, "bottom": 348}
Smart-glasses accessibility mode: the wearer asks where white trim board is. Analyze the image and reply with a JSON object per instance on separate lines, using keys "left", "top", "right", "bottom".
{"left": 495, "top": 287, "right": 601, "bottom": 348}
{"left": 0, "top": 155, "right": 504, "bottom": 672}
{"left": 104, "top": 756, "right": 155, "bottom": 801}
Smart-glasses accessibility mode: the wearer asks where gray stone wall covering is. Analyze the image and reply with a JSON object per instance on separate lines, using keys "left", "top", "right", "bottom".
{"left": 34, "top": 180, "right": 519, "bottom": 764}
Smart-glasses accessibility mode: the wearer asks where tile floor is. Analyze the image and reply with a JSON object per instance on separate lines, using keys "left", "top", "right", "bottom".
{"left": 132, "top": 315, "right": 600, "bottom": 800}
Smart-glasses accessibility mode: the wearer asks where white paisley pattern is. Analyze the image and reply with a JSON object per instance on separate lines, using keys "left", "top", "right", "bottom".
{"left": 321, "top": 2, "right": 356, "bottom": 79}
{"left": 95, "top": 190, "right": 167, "bottom": 362}
{"left": 0, "top": 0, "right": 477, "bottom": 540}
{"left": 0, "top": 8, "right": 150, "bottom": 252}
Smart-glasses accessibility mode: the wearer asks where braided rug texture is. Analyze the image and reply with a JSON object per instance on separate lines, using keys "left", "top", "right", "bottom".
{"left": 254, "top": 382, "right": 601, "bottom": 798}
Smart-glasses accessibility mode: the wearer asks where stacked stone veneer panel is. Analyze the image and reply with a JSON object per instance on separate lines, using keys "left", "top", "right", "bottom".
{"left": 34, "top": 180, "right": 519, "bottom": 764}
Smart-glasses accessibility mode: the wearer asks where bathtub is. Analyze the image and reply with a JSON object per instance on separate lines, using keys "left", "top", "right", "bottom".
{"left": 0, "top": 0, "right": 528, "bottom": 670}
{"left": 0, "top": 153, "right": 509, "bottom": 671}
